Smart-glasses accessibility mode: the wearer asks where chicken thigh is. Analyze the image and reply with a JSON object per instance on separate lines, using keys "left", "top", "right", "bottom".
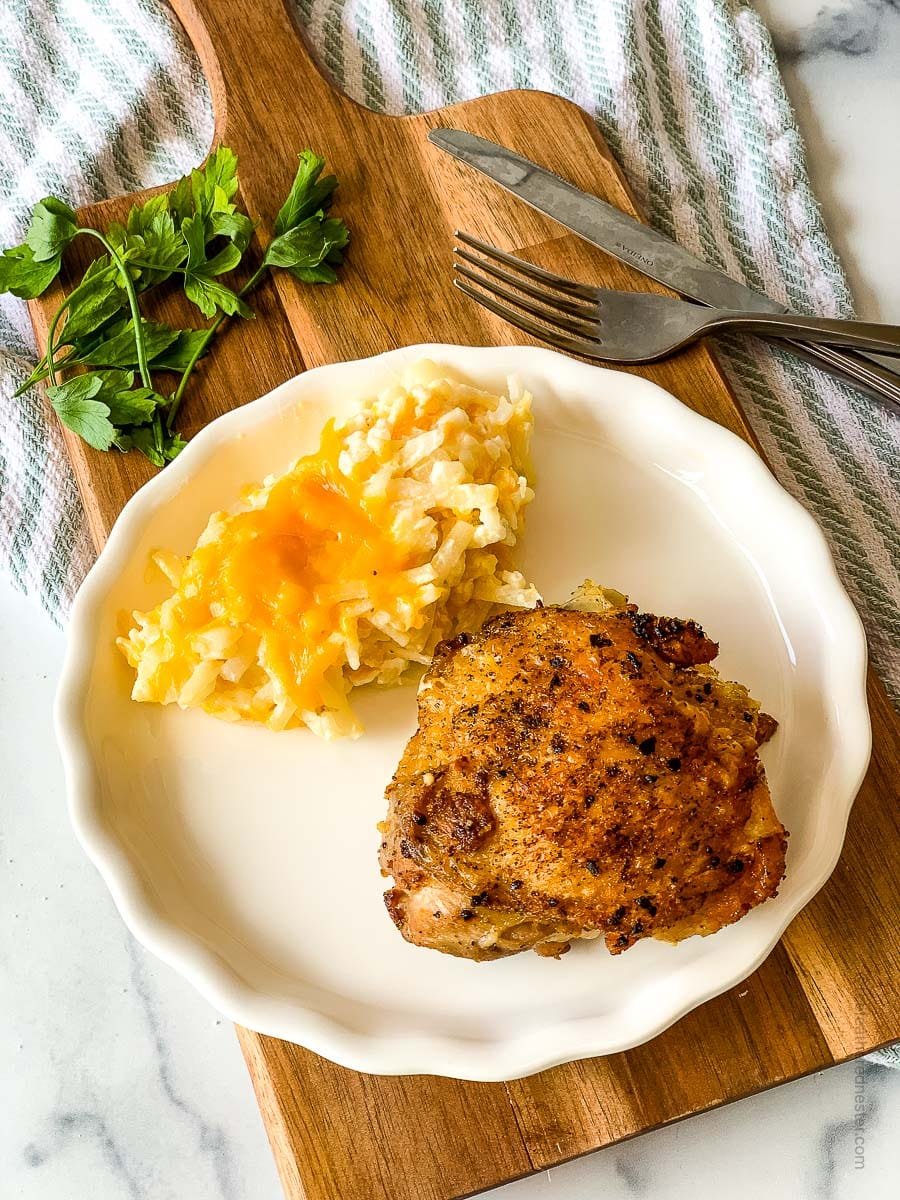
{"left": 380, "top": 590, "right": 786, "bottom": 960}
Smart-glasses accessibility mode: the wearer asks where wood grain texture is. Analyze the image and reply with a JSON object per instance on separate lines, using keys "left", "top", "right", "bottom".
{"left": 507, "top": 943, "right": 834, "bottom": 1167}
{"left": 781, "top": 675, "right": 900, "bottom": 1058}
{"left": 26, "top": 2, "right": 899, "bottom": 1198}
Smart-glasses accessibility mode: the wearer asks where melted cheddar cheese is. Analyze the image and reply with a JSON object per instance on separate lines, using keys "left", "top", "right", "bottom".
{"left": 118, "top": 362, "right": 539, "bottom": 738}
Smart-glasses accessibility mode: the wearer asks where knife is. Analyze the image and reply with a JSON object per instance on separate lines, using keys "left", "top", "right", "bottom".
{"left": 429, "top": 128, "right": 900, "bottom": 410}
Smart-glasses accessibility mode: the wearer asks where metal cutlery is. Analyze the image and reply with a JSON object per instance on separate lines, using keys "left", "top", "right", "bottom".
{"left": 453, "top": 233, "right": 900, "bottom": 368}
{"left": 430, "top": 129, "right": 900, "bottom": 413}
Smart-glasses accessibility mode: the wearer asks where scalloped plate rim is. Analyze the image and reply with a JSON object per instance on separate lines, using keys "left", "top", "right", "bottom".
{"left": 54, "top": 343, "right": 871, "bottom": 1081}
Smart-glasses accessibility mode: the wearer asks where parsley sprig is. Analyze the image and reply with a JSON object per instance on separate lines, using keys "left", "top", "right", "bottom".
{"left": 0, "top": 148, "right": 349, "bottom": 465}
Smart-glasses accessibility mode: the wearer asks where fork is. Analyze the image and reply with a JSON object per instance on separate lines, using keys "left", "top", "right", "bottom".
{"left": 453, "top": 232, "right": 900, "bottom": 365}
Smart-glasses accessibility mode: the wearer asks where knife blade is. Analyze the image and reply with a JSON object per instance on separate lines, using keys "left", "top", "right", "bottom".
{"left": 430, "top": 127, "right": 786, "bottom": 314}
{"left": 429, "top": 128, "right": 900, "bottom": 404}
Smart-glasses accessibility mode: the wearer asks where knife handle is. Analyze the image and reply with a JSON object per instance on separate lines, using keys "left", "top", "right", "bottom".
{"left": 709, "top": 311, "right": 900, "bottom": 415}
{"left": 777, "top": 340, "right": 900, "bottom": 418}
{"left": 710, "top": 310, "right": 900, "bottom": 354}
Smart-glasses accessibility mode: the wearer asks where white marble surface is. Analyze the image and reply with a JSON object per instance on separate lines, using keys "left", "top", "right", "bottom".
{"left": 2, "top": 3, "right": 899, "bottom": 1198}
{"left": 752, "top": 0, "right": 900, "bottom": 322}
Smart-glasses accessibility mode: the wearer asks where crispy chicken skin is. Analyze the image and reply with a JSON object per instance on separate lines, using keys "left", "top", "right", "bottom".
{"left": 379, "top": 596, "right": 786, "bottom": 961}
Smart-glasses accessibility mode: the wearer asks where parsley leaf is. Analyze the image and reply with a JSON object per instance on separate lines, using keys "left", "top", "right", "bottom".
{"left": 274, "top": 151, "right": 338, "bottom": 235}
{"left": 168, "top": 173, "right": 194, "bottom": 226}
{"left": 203, "top": 241, "right": 243, "bottom": 277}
{"left": 192, "top": 146, "right": 239, "bottom": 221}
{"left": 173, "top": 146, "right": 242, "bottom": 239}
{"left": 118, "top": 425, "right": 163, "bottom": 466}
{"left": 180, "top": 214, "right": 208, "bottom": 270}
{"left": 120, "top": 424, "right": 185, "bottom": 467}
{"left": 0, "top": 243, "right": 62, "bottom": 299}
{"left": 205, "top": 146, "right": 239, "bottom": 199}
{"left": 208, "top": 210, "right": 255, "bottom": 251}
{"left": 47, "top": 375, "right": 116, "bottom": 450}
{"left": 264, "top": 215, "right": 349, "bottom": 279}
{"left": 84, "top": 368, "right": 165, "bottom": 426}
{"left": 104, "top": 385, "right": 162, "bottom": 426}
{"left": 124, "top": 195, "right": 186, "bottom": 286}
{"left": 59, "top": 259, "right": 127, "bottom": 343}
{"left": 163, "top": 433, "right": 188, "bottom": 461}
{"left": 129, "top": 192, "right": 168, "bottom": 224}
{"left": 48, "top": 368, "right": 163, "bottom": 450}
{"left": 81, "top": 317, "right": 181, "bottom": 369}
{"left": 185, "top": 274, "right": 252, "bottom": 319}
{"left": 47, "top": 373, "right": 104, "bottom": 404}
{"left": 286, "top": 261, "right": 339, "bottom": 285}
{"left": 91, "top": 367, "right": 131, "bottom": 388}
{"left": 182, "top": 214, "right": 252, "bottom": 319}
{"left": 25, "top": 197, "right": 78, "bottom": 262}
{"left": 149, "top": 329, "right": 210, "bottom": 372}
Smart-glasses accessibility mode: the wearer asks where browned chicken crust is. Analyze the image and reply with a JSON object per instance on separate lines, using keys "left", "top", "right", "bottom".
{"left": 379, "top": 599, "right": 787, "bottom": 961}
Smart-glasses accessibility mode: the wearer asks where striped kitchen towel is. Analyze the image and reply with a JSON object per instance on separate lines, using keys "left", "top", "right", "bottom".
{"left": 0, "top": 0, "right": 897, "bottom": 710}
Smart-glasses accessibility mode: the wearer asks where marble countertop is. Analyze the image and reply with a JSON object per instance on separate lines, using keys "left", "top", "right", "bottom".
{"left": 2, "top": 3, "right": 898, "bottom": 1198}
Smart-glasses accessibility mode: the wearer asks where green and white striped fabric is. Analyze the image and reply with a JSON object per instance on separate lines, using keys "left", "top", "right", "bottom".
{"left": 1, "top": 0, "right": 898, "bottom": 703}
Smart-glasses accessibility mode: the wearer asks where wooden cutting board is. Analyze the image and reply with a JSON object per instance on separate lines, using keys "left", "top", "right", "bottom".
{"left": 29, "top": 2, "right": 899, "bottom": 1197}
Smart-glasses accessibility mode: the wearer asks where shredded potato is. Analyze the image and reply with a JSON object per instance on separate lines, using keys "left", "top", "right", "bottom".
{"left": 117, "top": 361, "right": 539, "bottom": 738}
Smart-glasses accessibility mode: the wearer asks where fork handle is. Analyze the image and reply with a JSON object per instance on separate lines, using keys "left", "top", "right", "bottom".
{"left": 708, "top": 312, "right": 900, "bottom": 357}
{"left": 777, "top": 340, "right": 900, "bottom": 415}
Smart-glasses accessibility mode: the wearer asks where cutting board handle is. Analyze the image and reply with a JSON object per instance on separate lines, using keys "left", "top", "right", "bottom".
{"left": 171, "top": 0, "right": 352, "bottom": 153}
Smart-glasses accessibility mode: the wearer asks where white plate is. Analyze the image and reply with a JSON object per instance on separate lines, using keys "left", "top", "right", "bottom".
{"left": 56, "top": 345, "right": 871, "bottom": 1081}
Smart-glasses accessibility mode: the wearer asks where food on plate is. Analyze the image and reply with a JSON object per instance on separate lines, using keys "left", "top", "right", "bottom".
{"left": 117, "top": 361, "right": 539, "bottom": 738}
{"left": 380, "top": 583, "right": 786, "bottom": 960}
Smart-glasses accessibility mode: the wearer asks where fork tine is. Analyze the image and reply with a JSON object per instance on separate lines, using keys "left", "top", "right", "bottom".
{"left": 453, "top": 263, "right": 601, "bottom": 339}
{"left": 453, "top": 247, "right": 599, "bottom": 321}
{"left": 455, "top": 231, "right": 599, "bottom": 301}
{"left": 453, "top": 279, "right": 605, "bottom": 359}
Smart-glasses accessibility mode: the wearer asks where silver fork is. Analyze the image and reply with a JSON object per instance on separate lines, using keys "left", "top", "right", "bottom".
{"left": 453, "top": 232, "right": 900, "bottom": 365}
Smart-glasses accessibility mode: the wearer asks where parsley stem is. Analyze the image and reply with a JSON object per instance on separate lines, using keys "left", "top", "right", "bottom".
{"left": 80, "top": 228, "right": 153, "bottom": 391}
{"left": 45, "top": 293, "right": 76, "bottom": 387}
{"left": 165, "top": 262, "right": 267, "bottom": 433}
